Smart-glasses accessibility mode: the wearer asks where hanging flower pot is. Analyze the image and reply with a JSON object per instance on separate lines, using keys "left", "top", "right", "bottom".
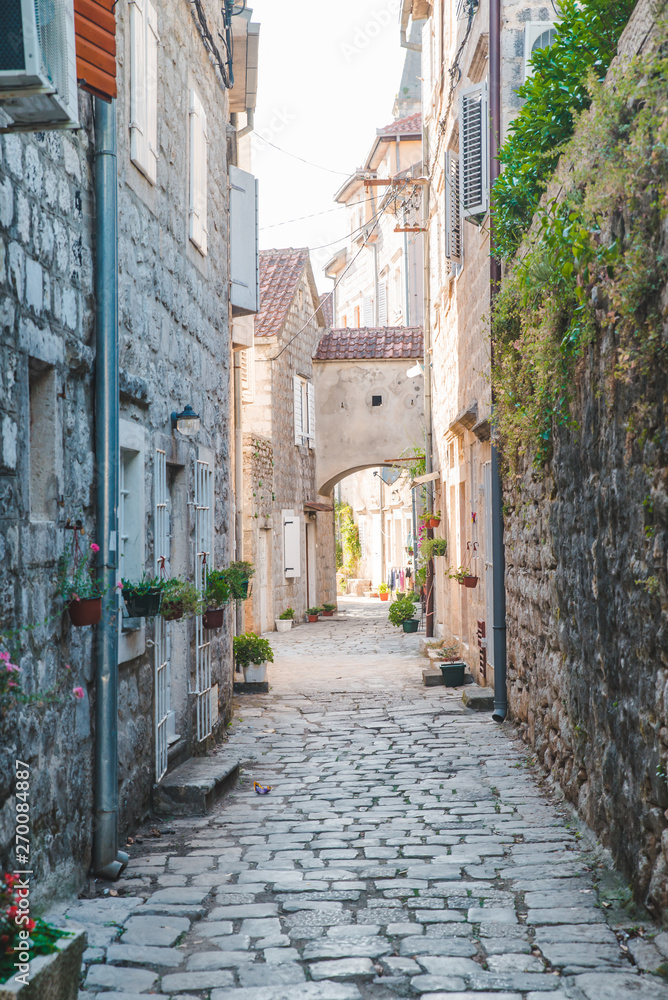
{"left": 122, "top": 586, "right": 163, "bottom": 618}
{"left": 67, "top": 597, "right": 102, "bottom": 627}
{"left": 427, "top": 517, "right": 441, "bottom": 528}
{"left": 203, "top": 607, "right": 225, "bottom": 629}
{"left": 459, "top": 575, "right": 478, "bottom": 588}
{"left": 162, "top": 603, "right": 184, "bottom": 621}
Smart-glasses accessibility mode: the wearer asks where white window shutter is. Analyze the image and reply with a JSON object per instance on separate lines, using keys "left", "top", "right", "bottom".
{"left": 283, "top": 512, "right": 301, "bottom": 578}
{"left": 189, "top": 89, "right": 208, "bottom": 254}
{"left": 378, "top": 281, "right": 388, "bottom": 326}
{"left": 293, "top": 376, "right": 303, "bottom": 445}
{"left": 306, "top": 381, "right": 316, "bottom": 449}
{"left": 129, "top": 0, "right": 148, "bottom": 174}
{"left": 445, "top": 151, "right": 462, "bottom": 264}
{"left": 145, "top": 0, "right": 159, "bottom": 184}
{"left": 240, "top": 347, "right": 255, "bottom": 403}
{"left": 362, "top": 293, "right": 373, "bottom": 326}
{"left": 460, "top": 82, "right": 488, "bottom": 218}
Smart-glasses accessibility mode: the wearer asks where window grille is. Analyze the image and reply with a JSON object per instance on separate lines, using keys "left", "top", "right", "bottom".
{"left": 193, "top": 459, "right": 213, "bottom": 741}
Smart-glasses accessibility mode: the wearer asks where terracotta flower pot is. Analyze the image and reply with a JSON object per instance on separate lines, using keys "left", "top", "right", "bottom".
{"left": 379, "top": 593, "right": 389, "bottom": 602}
{"left": 322, "top": 611, "right": 334, "bottom": 617}
{"left": 459, "top": 576, "right": 478, "bottom": 588}
{"left": 307, "top": 614, "right": 319, "bottom": 622}
{"left": 427, "top": 517, "right": 441, "bottom": 528}
{"left": 203, "top": 607, "right": 225, "bottom": 629}
{"left": 67, "top": 597, "right": 102, "bottom": 627}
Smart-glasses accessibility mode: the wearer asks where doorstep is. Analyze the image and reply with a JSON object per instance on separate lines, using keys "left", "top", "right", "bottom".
{"left": 462, "top": 686, "right": 495, "bottom": 710}
{"left": 153, "top": 754, "right": 239, "bottom": 816}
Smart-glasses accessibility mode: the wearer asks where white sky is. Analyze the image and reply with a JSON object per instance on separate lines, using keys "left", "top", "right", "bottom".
{"left": 248, "top": 0, "right": 407, "bottom": 291}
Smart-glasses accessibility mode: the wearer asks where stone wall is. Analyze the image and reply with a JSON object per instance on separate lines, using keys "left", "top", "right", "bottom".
{"left": 503, "top": 0, "right": 668, "bottom": 920}
{"left": 242, "top": 433, "right": 273, "bottom": 634}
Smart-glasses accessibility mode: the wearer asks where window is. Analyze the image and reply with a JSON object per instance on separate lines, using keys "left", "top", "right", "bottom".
{"left": 378, "top": 281, "right": 388, "bottom": 326}
{"left": 524, "top": 23, "right": 556, "bottom": 81}
{"left": 341, "top": 313, "right": 348, "bottom": 328}
{"left": 354, "top": 305, "right": 360, "bottom": 326}
{"left": 283, "top": 510, "right": 301, "bottom": 578}
{"left": 189, "top": 88, "right": 208, "bottom": 254}
{"left": 372, "top": 395, "right": 382, "bottom": 407}
{"left": 29, "top": 363, "right": 57, "bottom": 520}
{"left": 120, "top": 448, "right": 143, "bottom": 585}
{"left": 460, "top": 82, "right": 488, "bottom": 219}
{"left": 445, "top": 150, "right": 462, "bottom": 269}
{"left": 240, "top": 347, "right": 255, "bottom": 404}
{"left": 129, "top": 0, "right": 158, "bottom": 184}
{"left": 362, "top": 293, "right": 374, "bottom": 327}
{"left": 293, "top": 376, "right": 315, "bottom": 448}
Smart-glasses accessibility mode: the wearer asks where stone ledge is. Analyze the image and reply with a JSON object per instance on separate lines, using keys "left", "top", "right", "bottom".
{"left": 234, "top": 681, "right": 269, "bottom": 694}
{"left": 153, "top": 755, "right": 239, "bottom": 816}
{"left": 422, "top": 669, "right": 444, "bottom": 687}
{"left": 462, "top": 686, "right": 495, "bottom": 711}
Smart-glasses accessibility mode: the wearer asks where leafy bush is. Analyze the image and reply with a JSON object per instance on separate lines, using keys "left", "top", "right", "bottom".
{"left": 223, "top": 561, "right": 255, "bottom": 599}
{"left": 0, "top": 873, "right": 72, "bottom": 983}
{"left": 57, "top": 539, "right": 102, "bottom": 602}
{"left": 203, "top": 569, "right": 231, "bottom": 610}
{"left": 492, "top": 0, "right": 635, "bottom": 258}
{"left": 233, "top": 632, "right": 274, "bottom": 668}
{"left": 160, "top": 579, "right": 201, "bottom": 619}
{"left": 278, "top": 607, "right": 295, "bottom": 620}
{"left": 322, "top": 602, "right": 337, "bottom": 612}
{"left": 388, "top": 597, "right": 417, "bottom": 627}
{"left": 306, "top": 607, "right": 322, "bottom": 616}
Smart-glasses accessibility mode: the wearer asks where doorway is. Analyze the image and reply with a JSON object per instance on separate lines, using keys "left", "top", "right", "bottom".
{"left": 305, "top": 520, "right": 317, "bottom": 608}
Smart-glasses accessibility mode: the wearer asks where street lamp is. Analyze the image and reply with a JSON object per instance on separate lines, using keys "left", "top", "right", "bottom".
{"left": 171, "top": 404, "right": 201, "bottom": 436}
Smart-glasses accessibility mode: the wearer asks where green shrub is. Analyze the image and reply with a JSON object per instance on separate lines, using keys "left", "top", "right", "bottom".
{"left": 278, "top": 607, "right": 295, "bottom": 620}
{"left": 233, "top": 632, "right": 274, "bottom": 668}
{"left": 388, "top": 597, "right": 417, "bottom": 627}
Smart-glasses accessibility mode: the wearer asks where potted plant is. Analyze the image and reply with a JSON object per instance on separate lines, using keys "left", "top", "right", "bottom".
{"left": 421, "top": 537, "right": 447, "bottom": 561}
{"left": 422, "top": 509, "right": 441, "bottom": 528}
{"left": 58, "top": 539, "right": 103, "bottom": 627}
{"left": 388, "top": 596, "right": 419, "bottom": 633}
{"left": 0, "top": 872, "right": 86, "bottom": 999}
{"left": 378, "top": 583, "right": 390, "bottom": 602}
{"left": 321, "top": 602, "right": 337, "bottom": 617}
{"left": 121, "top": 574, "right": 163, "bottom": 618}
{"left": 160, "top": 579, "right": 201, "bottom": 621}
{"left": 223, "top": 561, "right": 255, "bottom": 600}
{"left": 276, "top": 607, "right": 295, "bottom": 632}
{"left": 202, "top": 569, "right": 231, "bottom": 629}
{"left": 447, "top": 566, "right": 478, "bottom": 588}
{"left": 306, "top": 607, "right": 322, "bottom": 622}
{"left": 396, "top": 591, "right": 406, "bottom": 599}
{"left": 233, "top": 632, "right": 274, "bottom": 683}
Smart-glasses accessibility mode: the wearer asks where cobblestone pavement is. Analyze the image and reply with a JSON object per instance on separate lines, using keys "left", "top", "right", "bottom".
{"left": 59, "top": 600, "right": 668, "bottom": 1000}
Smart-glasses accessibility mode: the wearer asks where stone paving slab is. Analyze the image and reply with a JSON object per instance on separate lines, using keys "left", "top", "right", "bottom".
{"left": 72, "top": 600, "right": 664, "bottom": 1000}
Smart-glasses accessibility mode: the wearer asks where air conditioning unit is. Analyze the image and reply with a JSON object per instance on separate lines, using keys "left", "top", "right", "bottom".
{"left": 0, "top": 0, "right": 79, "bottom": 132}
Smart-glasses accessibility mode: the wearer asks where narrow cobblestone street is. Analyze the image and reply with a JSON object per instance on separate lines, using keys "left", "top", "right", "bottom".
{"left": 62, "top": 601, "right": 667, "bottom": 1000}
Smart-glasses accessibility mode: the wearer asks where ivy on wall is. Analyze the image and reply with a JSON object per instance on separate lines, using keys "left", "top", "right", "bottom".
{"left": 492, "top": 0, "right": 636, "bottom": 260}
{"left": 492, "top": 12, "right": 668, "bottom": 467}
{"left": 335, "top": 501, "right": 362, "bottom": 574}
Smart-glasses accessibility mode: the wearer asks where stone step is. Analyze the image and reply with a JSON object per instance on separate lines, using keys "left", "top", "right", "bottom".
{"left": 462, "top": 686, "right": 495, "bottom": 711}
{"left": 234, "top": 680, "right": 269, "bottom": 694}
{"left": 422, "top": 669, "right": 444, "bottom": 687}
{"left": 153, "top": 755, "right": 239, "bottom": 816}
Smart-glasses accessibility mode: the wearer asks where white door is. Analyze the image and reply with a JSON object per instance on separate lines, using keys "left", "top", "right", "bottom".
{"left": 259, "top": 530, "right": 269, "bottom": 632}
{"left": 483, "top": 460, "right": 494, "bottom": 670}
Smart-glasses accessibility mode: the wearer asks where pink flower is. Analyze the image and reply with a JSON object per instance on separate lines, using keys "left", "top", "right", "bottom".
{"left": 64, "top": 664, "right": 71, "bottom": 671}
{"left": 116, "top": 582, "right": 123, "bottom": 589}
{"left": 5, "top": 663, "right": 20, "bottom": 673}
{"left": 7, "top": 681, "right": 17, "bottom": 689}
{"left": 90, "top": 543, "right": 100, "bottom": 553}
{"left": 72, "top": 686, "right": 85, "bottom": 700}
{"left": 0, "top": 651, "right": 9, "bottom": 662}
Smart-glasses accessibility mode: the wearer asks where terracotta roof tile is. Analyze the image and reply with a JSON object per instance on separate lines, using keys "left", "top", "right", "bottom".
{"left": 377, "top": 111, "right": 422, "bottom": 136}
{"left": 318, "top": 293, "right": 334, "bottom": 328}
{"left": 314, "top": 326, "right": 423, "bottom": 361}
{"left": 255, "top": 248, "right": 310, "bottom": 338}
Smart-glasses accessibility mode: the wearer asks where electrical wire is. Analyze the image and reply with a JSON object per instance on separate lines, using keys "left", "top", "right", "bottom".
{"left": 253, "top": 136, "right": 351, "bottom": 177}
{"left": 267, "top": 178, "right": 414, "bottom": 362}
{"left": 259, "top": 193, "right": 383, "bottom": 232}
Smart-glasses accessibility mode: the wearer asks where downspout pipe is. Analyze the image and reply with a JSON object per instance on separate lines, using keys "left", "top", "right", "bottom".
{"left": 489, "top": 0, "right": 507, "bottom": 722}
{"left": 422, "top": 130, "right": 434, "bottom": 637}
{"left": 236, "top": 107, "right": 255, "bottom": 139}
{"left": 233, "top": 351, "right": 244, "bottom": 634}
{"left": 92, "top": 97, "right": 128, "bottom": 879}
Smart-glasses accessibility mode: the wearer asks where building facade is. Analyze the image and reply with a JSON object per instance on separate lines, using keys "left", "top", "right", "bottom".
{"left": 0, "top": 0, "right": 258, "bottom": 900}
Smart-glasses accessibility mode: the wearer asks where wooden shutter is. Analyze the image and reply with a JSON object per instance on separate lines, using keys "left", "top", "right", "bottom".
{"left": 74, "top": 0, "right": 117, "bottom": 101}
{"left": 129, "top": 0, "right": 147, "bottom": 173}
{"left": 293, "top": 376, "right": 303, "bottom": 445}
{"left": 145, "top": 0, "right": 158, "bottom": 183}
{"left": 445, "top": 151, "right": 462, "bottom": 264}
{"left": 362, "top": 294, "right": 373, "bottom": 326}
{"left": 240, "top": 347, "right": 255, "bottom": 404}
{"left": 189, "top": 89, "right": 208, "bottom": 254}
{"left": 283, "top": 512, "right": 301, "bottom": 578}
{"left": 460, "top": 83, "right": 488, "bottom": 218}
{"left": 378, "top": 281, "right": 388, "bottom": 326}
{"left": 306, "top": 381, "right": 315, "bottom": 449}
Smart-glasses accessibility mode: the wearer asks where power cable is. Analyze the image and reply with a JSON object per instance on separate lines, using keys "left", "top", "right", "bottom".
{"left": 259, "top": 193, "right": 383, "bottom": 232}
{"left": 252, "top": 136, "right": 351, "bottom": 177}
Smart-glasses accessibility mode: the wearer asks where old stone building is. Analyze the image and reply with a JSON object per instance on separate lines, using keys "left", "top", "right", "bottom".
{"left": 418, "top": 0, "right": 554, "bottom": 679}
{"left": 242, "top": 248, "right": 336, "bottom": 632}
{"left": 0, "top": 0, "right": 259, "bottom": 901}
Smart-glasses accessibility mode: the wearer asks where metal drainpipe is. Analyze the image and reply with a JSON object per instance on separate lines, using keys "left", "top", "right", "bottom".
{"left": 489, "top": 0, "right": 507, "bottom": 722}
{"left": 234, "top": 351, "right": 244, "bottom": 634}
{"left": 92, "top": 97, "right": 128, "bottom": 879}
{"left": 422, "top": 131, "right": 434, "bottom": 637}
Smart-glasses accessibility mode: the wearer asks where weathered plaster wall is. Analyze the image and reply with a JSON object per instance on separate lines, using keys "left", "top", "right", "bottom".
{"left": 314, "top": 359, "right": 424, "bottom": 496}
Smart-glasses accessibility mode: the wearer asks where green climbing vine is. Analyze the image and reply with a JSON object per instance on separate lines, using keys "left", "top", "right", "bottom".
{"left": 335, "top": 501, "right": 362, "bottom": 574}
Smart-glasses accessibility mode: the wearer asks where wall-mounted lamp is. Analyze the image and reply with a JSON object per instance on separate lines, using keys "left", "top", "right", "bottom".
{"left": 171, "top": 404, "right": 201, "bottom": 436}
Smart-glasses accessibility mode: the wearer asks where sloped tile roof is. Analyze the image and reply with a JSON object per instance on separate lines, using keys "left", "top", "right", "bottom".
{"left": 255, "top": 248, "right": 310, "bottom": 338}
{"left": 319, "top": 293, "right": 334, "bottom": 328}
{"left": 314, "top": 326, "right": 423, "bottom": 361}
{"left": 377, "top": 111, "right": 422, "bottom": 136}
